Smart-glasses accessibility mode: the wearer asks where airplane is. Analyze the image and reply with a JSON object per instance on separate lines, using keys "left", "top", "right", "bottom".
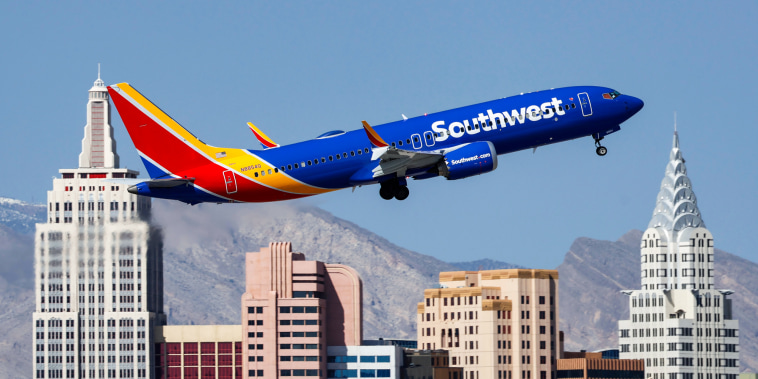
{"left": 107, "top": 84, "right": 643, "bottom": 204}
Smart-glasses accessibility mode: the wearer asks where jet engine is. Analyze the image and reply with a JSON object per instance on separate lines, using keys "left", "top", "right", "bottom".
{"left": 440, "top": 141, "right": 498, "bottom": 180}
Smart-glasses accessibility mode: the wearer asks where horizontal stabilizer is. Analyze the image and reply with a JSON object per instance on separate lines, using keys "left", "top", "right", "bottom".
{"left": 247, "top": 122, "right": 280, "bottom": 149}
{"left": 128, "top": 178, "right": 196, "bottom": 194}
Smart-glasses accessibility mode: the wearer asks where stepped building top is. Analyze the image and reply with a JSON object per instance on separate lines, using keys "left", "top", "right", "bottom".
{"left": 647, "top": 131, "right": 705, "bottom": 236}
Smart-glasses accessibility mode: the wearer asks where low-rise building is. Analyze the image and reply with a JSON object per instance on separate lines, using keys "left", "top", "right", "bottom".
{"left": 154, "top": 325, "right": 243, "bottom": 379}
{"left": 326, "top": 345, "right": 403, "bottom": 378}
{"left": 557, "top": 351, "right": 643, "bottom": 379}
{"left": 403, "top": 350, "right": 463, "bottom": 379}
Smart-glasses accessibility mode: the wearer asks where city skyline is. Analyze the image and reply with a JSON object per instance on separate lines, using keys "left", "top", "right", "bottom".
{"left": 1, "top": 2, "right": 757, "bottom": 269}
{"left": 8, "top": 73, "right": 754, "bottom": 377}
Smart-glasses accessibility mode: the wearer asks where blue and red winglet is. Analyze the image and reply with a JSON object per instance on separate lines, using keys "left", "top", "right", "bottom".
{"left": 361, "top": 121, "right": 389, "bottom": 148}
{"left": 247, "top": 122, "right": 280, "bottom": 149}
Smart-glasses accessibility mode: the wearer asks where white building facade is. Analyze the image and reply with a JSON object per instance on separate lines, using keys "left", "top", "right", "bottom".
{"left": 618, "top": 132, "right": 739, "bottom": 379}
{"left": 33, "top": 73, "right": 165, "bottom": 379}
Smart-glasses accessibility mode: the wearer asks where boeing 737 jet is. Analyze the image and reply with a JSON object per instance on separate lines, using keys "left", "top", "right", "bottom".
{"left": 107, "top": 84, "right": 643, "bottom": 204}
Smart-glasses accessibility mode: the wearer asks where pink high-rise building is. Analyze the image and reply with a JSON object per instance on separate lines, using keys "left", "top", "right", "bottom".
{"left": 240, "top": 242, "right": 362, "bottom": 378}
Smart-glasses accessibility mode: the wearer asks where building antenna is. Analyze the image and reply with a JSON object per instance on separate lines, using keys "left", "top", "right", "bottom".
{"left": 98, "top": 63, "right": 101, "bottom": 80}
{"left": 674, "top": 111, "right": 676, "bottom": 134}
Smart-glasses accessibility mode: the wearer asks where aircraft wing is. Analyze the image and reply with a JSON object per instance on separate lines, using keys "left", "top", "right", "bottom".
{"left": 368, "top": 146, "right": 443, "bottom": 178}
{"left": 350, "top": 121, "right": 444, "bottom": 183}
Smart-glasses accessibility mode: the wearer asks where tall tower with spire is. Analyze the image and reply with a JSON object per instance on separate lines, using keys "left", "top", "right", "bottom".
{"left": 79, "top": 65, "right": 119, "bottom": 169}
{"left": 33, "top": 71, "right": 165, "bottom": 379}
{"left": 618, "top": 132, "right": 739, "bottom": 379}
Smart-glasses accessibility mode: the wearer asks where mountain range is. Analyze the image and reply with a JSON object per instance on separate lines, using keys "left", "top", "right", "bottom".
{"left": 0, "top": 197, "right": 755, "bottom": 378}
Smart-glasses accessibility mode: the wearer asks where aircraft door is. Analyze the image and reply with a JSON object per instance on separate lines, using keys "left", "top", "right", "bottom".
{"left": 423, "top": 131, "right": 436, "bottom": 147}
{"left": 223, "top": 170, "right": 238, "bottom": 194}
{"left": 578, "top": 92, "right": 592, "bottom": 117}
{"left": 411, "top": 133, "right": 422, "bottom": 149}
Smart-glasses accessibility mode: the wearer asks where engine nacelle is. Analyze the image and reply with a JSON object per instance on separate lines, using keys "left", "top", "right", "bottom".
{"left": 440, "top": 141, "right": 498, "bottom": 180}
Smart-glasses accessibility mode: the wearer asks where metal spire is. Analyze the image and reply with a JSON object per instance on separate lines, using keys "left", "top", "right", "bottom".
{"left": 647, "top": 127, "right": 704, "bottom": 234}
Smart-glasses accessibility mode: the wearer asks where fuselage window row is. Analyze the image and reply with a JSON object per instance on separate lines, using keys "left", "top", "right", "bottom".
{"left": 274, "top": 147, "right": 371, "bottom": 175}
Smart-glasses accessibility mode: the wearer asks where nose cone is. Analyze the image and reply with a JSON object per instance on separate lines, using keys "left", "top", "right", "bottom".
{"left": 625, "top": 95, "right": 644, "bottom": 116}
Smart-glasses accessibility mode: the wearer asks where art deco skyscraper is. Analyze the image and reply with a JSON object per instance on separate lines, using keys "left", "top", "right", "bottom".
{"left": 618, "top": 132, "right": 739, "bottom": 379}
{"left": 33, "top": 72, "right": 165, "bottom": 379}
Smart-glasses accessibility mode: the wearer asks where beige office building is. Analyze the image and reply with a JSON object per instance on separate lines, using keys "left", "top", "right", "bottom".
{"left": 417, "top": 269, "right": 560, "bottom": 379}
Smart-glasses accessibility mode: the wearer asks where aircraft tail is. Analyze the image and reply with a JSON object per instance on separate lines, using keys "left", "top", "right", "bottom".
{"left": 108, "top": 83, "right": 223, "bottom": 180}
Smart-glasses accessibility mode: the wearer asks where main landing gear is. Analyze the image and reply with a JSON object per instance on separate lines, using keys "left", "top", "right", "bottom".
{"left": 379, "top": 178, "right": 409, "bottom": 201}
{"left": 593, "top": 133, "right": 608, "bottom": 156}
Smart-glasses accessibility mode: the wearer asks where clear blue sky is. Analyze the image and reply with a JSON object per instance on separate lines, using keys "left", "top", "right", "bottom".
{"left": 1, "top": 2, "right": 756, "bottom": 268}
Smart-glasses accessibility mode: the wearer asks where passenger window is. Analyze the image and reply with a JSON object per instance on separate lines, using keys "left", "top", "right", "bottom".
{"left": 342, "top": 153, "right": 347, "bottom": 158}
{"left": 328, "top": 156, "right": 333, "bottom": 161}
{"left": 254, "top": 172, "right": 259, "bottom": 177}
{"left": 307, "top": 160, "right": 312, "bottom": 166}
{"left": 571, "top": 104, "right": 576, "bottom": 109}
{"left": 301, "top": 161, "right": 305, "bottom": 167}
{"left": 274, "top": 168, "right": 278, "bottom": 173}
{"left": 414, "top": 137, "right": 419, "bottom": 142}
{"left": 406, "top": 139, "right": 411, "bottom": 144}
{"left": 398, "top": 141, "right": 403, "bottom": 146}
{"left": 364, "top": 148, "right": 369, "bottom": 153}
{"left": 391, "top": 142, "right": 396, "bottom": 147}
{"left": 321, "top": 157, "right": 326, "bottom": 163}
{"left": 288, "top": 164, "right": 292, "bottom": 170}
{"left": 268, "top": 169, "right": 272, "bottom": 174}
{"left": 313, "top": 159, "right": 318, "bottom": 165}
{"left": 261, "top": 171, "right": 265, "bottom": 176}
{"left": 336, "top": 155, "right": 341, "bottom": 160}
{"left": 357, "top": 150, "right": 362, "bottom": 155}
{"left": 280, "top": 167, "right": 284, "bottom": 172}
{"left": 294, "top": 163, "right": 299, "bottom": 169}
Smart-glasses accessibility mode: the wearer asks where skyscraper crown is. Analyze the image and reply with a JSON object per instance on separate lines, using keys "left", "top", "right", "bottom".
{"left": 647, "top": 132, "right": 705, "bottom": 235}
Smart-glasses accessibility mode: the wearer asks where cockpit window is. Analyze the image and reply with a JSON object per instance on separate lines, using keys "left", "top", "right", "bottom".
{"left": 603, "top": 90, "right": 621, "bottom": 100}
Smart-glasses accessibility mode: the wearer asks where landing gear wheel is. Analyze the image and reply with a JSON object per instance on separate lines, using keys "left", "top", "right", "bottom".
{"left": 379, "top": 186, "right": 394, "bottom": 200}
{"left": 592, "top": 134, "right": 607, "bottom": 156}
{"left": 394, "top": 186, "right": 409, "bottom": 200}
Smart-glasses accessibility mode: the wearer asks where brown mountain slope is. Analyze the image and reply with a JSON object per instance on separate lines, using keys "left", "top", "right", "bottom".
{"left": 558, "top": 230, "right": 757, "bottom": 372}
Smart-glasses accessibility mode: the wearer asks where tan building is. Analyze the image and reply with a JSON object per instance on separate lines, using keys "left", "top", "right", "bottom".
{"left": 417, "top": 269, "right": 560, "bottom": 379}
{"left": 241, "top": 242, "right": 363, "bottom": 378}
